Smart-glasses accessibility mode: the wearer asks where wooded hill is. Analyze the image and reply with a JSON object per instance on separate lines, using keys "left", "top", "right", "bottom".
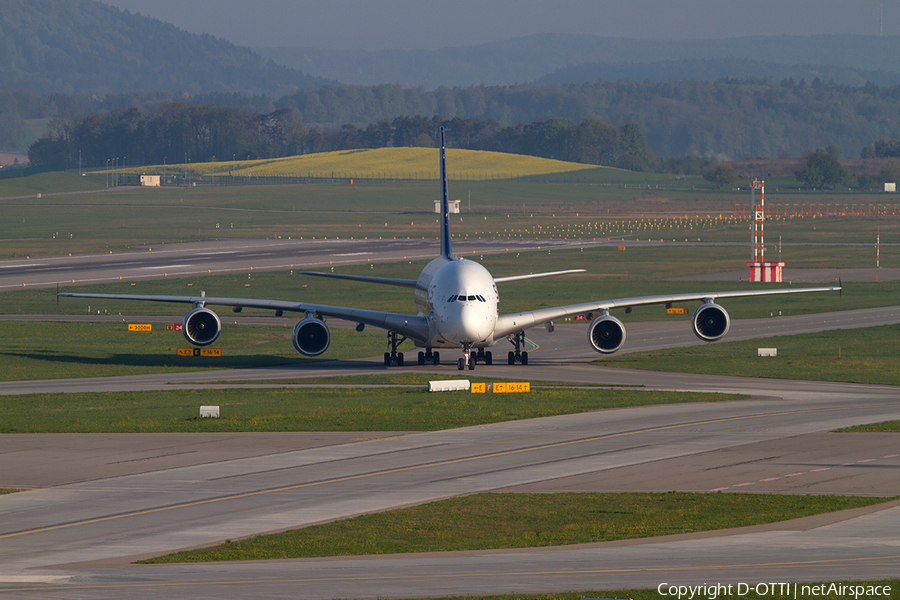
{"left": 18, "top": 78, "right": 900, "bottom": 166}
{"left": 0, "top": 0, "right": 328, "bottom": 95}
{"left": 5, "top": 1, "right": 900, "bottom": 162}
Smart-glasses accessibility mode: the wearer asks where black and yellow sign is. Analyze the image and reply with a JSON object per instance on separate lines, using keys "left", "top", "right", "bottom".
{"left": 666, "top": 307, "right": 688, "bottom": 314}
{"left": 471, "top": 382, "right": 530, "bottom": 394}
{"left": 177, "top": 348, "right": 222, "bottom": 357}
{"left": 494, "top": 382, "right": 530, "bottom": 393}
{"left": 128, "top": 324, "right": 152, "bottom": 332}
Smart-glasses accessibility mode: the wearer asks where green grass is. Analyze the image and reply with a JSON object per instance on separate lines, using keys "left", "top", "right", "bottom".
{"left": 836, "top": 421, "right": 900, "bottom": 432}
{"left": 0, "top": 171, "right": 99, "bottom": 198}
{"left": 0, "top": 387, "right": 740, "bottom": 433}
{"left": 600, "top": 324, "right": 900, "bottom": 385}
{"left": 2, "top": 173, "right": 899, "bottom": 258}
{"left": 0, "top": 321, "right": 387, "bottom": 381}
{"left": 142, "top": 492, "right": 890, "bottom": 563}
{"left": 0, "top": 489, "right": 19, "bottom": 496}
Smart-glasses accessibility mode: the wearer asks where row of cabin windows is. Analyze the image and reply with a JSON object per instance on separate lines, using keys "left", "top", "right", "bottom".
{"left": 447, "top": 294, "right": 486, "bottom": 302}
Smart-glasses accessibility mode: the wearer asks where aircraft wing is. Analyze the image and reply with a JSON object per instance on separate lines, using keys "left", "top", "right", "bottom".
{"left": 56, "top": 292, "right": 431, "bottom": 341}
{"left": 493, "top": 285, "right": 841, "bottom": 338}
{"left": 493, "top": 269, "right": 586, "bottom": 284}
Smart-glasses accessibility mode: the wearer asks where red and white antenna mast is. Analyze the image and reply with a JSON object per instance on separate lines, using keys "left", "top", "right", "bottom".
{"left": 752, "top": 179, "right": 765, "bottom": 262}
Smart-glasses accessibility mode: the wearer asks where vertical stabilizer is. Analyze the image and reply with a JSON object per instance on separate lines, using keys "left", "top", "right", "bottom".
{"left": 439, "top": 127, "right": 453, "bottom": 258}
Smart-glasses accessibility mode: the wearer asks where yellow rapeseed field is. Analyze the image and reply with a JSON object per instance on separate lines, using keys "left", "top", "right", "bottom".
{"left": 126, "top": 147, "right": 603, "bottom": 180}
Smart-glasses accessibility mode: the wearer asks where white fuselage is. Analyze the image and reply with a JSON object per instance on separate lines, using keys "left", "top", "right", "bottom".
{"left": 415, "top": 256, "right": 498, "bottom": 348}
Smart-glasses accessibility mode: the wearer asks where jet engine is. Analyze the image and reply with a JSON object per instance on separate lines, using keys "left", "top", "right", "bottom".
{"left": 692, "top": 302, "right": 730, "bottom": 341}
{"left": 293, "top": 317, "right": 331, "bottom": 356}
{"left": 183, "top": 307, "right": 221, "bottom": 346}
{"left": 587, "top": 314, "right": 626, "bottom": 354}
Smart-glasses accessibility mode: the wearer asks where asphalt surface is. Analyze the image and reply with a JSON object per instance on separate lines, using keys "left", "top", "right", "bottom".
{"left": 0, "top": 237, "right": 609, "bottom": 292}
{"left": 0, "top": 239, "right": 898, "bottom": 598}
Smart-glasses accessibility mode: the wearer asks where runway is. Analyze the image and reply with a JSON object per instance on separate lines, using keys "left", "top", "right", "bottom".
{"left": 0, "top": 236, "right": 607, "bottom": 291}
{"left": 0, "top": 380, "right": 898, "bottom": 598}
{"left": 0, "top": 240, "right": 899, "bottom": 598}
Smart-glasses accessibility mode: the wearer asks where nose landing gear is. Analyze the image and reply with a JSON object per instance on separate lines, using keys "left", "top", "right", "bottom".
{"left": 457, "top": 343, "right": 474, "bottom": 370}
{"left": 457, "top": 345, "right": 493, "bottom": 370}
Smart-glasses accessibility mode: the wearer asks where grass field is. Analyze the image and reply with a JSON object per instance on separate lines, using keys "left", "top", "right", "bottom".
{"left": 142, "top": 492, "right": 889, "bottom": 562}
{"left": 599, "top": 324, "right": 900, "bottom": 385}
{"left": 124, "top": 147, "right": 602, "bottom": 181}
{"left": 0, "top": 384, "right": 739, "bottom": 433}
{"left": 1, "top": 169, "right": 899, "bottom": 258}
{"left": 0, "top": 321, "right": 387, "bottom": 381}
{"left": 837, "top": 421, "right": 900, "bottom": 432}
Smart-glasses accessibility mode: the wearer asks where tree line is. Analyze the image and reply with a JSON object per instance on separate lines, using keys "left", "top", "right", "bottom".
{"left": 18, "top": 77, "right": 900, "bottom": 169}
{"left": 28, "top": 105, "right": 662, "bottom": 173}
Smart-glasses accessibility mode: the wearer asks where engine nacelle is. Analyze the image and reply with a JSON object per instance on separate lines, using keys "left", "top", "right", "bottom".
{"left": 293, "top": 317, "right": 331, "bottom": 356}
{"left": 692, "top": 302, "right": 730, "bottom": 341}
{"left": 587, "top": 314, "right": 627, "bottom": 354}
{"left": 183, "top": 307, "right": 221, "bottom": 346}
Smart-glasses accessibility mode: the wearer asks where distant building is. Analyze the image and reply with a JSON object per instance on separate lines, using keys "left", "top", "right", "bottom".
{"left": 435, "top": 199, "right": 461, "bottom": 213}
{"left": 140, "top": 175, "right": 161, "bottom": 187}
{"left": 885, "top": 183, "right": 896, "bottom": 193}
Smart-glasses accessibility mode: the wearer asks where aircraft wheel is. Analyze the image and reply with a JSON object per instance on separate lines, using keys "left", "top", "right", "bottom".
{"left": 508, "top": 351, "right": 515, "bottom": 365}
{"left": 457, "top": 358, "right": 465, "bottom": 370}
{"left": 418, "top": 351, "right": 425, "bottom": 365}
{"left": 397, "top": 352, "right": 404, "bottom": 367}
{"left": 521, "top": 351, "right": 528, "bottom": 365}
{"left": 384, "top": 352, "right": 391, "bottom": 366}
{"left": 433, "top": 351, "right": 440, "bottom": 365}
{"left": 468, "top": 359, "right": 475, "bottom": 370}
{"left": 485, "top": 351, "right": 492, "bottom": 365}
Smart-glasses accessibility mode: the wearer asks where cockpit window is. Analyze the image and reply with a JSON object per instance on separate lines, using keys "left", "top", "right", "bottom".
{"left": 449, "top": 294, "right": 487, "bottom": 303}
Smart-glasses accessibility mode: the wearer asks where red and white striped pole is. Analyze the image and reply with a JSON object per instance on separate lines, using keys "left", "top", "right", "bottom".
{"left": 760, "top": 180, "right": 765, "bottom": 262}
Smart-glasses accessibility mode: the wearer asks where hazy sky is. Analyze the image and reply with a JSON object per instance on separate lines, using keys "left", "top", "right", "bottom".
{"left": 102, "top": 1, "right": 898, "bottom": 50}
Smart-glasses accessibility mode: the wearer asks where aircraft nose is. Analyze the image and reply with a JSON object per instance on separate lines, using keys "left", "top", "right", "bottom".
{"left": 457, "top": 304, "right": 495, "bottom": 342}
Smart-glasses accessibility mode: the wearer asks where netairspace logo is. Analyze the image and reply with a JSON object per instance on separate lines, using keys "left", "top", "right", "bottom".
{"left": 657, "top": 582, "right": 893, "bottom": 599}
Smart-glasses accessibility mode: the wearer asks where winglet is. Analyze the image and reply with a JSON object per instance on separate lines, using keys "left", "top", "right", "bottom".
{"left": 439, "top": 126, "right": 453, "bottom": 259}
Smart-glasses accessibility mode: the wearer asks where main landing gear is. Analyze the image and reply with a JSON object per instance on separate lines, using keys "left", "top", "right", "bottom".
{"left": 507, "top": 331, "right": 529, "bottom": 365}
{"left": 384, "top": 331, "right": 407, "bottom": 366}
{"left": 417, "top": 348, "right": 440, "bottom": 366}
{"left": 456, "top": 345, "right": 493, "bottom": 370}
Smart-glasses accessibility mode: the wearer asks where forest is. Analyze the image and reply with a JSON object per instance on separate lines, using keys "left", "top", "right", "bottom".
{"left": 25, "top": 105, "right": 656, "bottom": 174}
{"left": 12, "top": 76, "right": 900, "bottom": 165}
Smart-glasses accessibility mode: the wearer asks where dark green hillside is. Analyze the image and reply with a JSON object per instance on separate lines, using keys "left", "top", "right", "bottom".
{"left": 0, "top": 0, "right": 329, "bottom": 95}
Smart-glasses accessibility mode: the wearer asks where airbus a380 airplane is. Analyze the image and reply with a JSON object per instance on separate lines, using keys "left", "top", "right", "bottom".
{"left": 60, "top": 128, "right": 841, "bottom": 371}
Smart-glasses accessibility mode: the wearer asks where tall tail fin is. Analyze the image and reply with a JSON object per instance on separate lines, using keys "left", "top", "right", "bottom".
{"left": 439, "top": 126, "right": 453, "bottom": 258}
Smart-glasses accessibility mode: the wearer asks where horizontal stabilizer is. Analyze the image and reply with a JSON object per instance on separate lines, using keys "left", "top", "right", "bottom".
{"left": 493, "top": 269, "right": 585, "bottom": 284}
{"left": 300, "top": 271, "right": 418, "bottom": 288}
